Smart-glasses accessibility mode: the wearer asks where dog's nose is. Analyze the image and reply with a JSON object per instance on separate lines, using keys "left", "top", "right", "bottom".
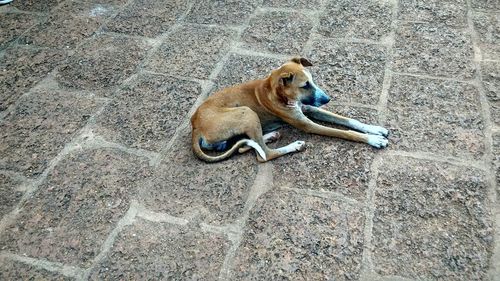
{"left": 317, "top": 91, "right": 331, "bottom": 105}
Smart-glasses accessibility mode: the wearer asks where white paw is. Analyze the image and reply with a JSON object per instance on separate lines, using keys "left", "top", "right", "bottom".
{"left": 263, "top": 131, "right": 281, "bottom": 143}
{"left": 291, "top": 140, "right": 306, "bottom": 152}
{"left": 364, "top": 125, "right": 389, "bottom": 137}
{"left": 367, "top": 135, "right": 388, "bottom": 149}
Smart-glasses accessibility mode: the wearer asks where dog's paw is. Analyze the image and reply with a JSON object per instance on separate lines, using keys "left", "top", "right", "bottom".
{"left": 291, "top": 140, "right": 306, "bottom": 152}
{"left": 367, "top": 135, "right": 388, "bottom": 148}
{"left": 263, "top": 131, "right": 281, "bottom": 143}
{"left": 364, "top": 125, "right": 389, "bottom": 137}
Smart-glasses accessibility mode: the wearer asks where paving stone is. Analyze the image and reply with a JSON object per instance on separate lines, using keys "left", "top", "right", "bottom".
{"left": 318, "top": 0, "right": 394, "bottom": 41}
{"left": 93, "top": 73, "right": 201, "bottom": 151}
{"left": 19, "top": 1, "right": 116, "bottom": 49}
{"left": 138, "top": 129, "right": 257, "bottom": 225}
{"left": 0, "top": 148, "right": 152, "bottom": 267}
{"left": 0, "top": 47, "right": 66, "bottom": 112}
{"left": 186, "top": 0, "right": 259, "bottom": 25}
{"left": 472, "top": 0, "right": 500, "bottom": 11}
{"left": 494, "top": 133, "right": 500, "bottom": 193}
{"left": 398, "top": 0, "right": 468, "bottom": 27}
{"left": 145, "top": 25, "right": 235, "bottom": 80}
{"left": 0, "top": 257, "right": 72, "bottom": 281}
{"left": 233, "top": 190, "right": 365, "bottom": 280}
{"left": 0, "top": 173, "right": 24, "bottom": 219}
{"left": 0, "top": 88, "right": 102, "bottom": 178}
{"left": 213, "top": 53, "right": 282, "bottom": 92}
{"left": 273, "top": 105, "right": 379, "bottom": 202}
{"left": 241, "top": 10, "right": 314, "bottom": 55}
{"left": 481, "top": 60, "right": 500, "bottom": 127}
{"left": 386, "top": 74, "right": 485, "bottom": 159}
{"left": 306, "top": 38, "right": 387, "bottom": 105}
{"left": 263, "top": 0, "right": 323, "bottom": 9}
{"left": 90, "top": 218, "right": 229, "bottom": 279}
{"left": 0, "top": 13, "right": 39, "bottom": 49}
{"left": 373, "top": 156, "right": 493, "bottom": 280}
{"left": 56, "top": 34, "right": 151, "bottom": 92}
{"left": 12, "top": 0, "right": 63, "bottom": 12}
{"left": 104, "top": 0, "right": 188, "bottom": 37}
{"left": 392, "top": 23, "right": 475, "bottom": 79}
{"left": 472, "top": 12, "right": 500, "bottom": 61}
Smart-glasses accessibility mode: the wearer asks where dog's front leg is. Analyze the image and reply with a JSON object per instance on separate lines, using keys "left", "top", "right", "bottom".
{"left": 301, "top": 105, "right": 389, "bottom": 137}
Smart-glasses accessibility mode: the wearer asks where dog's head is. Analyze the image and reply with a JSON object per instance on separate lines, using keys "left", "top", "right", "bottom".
{"left": 272, "top": 57, "right": 330, "bottom": 108}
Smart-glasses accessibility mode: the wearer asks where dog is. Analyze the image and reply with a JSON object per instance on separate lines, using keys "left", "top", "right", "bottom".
{"left": 191, "top": 57, "right": 389, "bottom": 162}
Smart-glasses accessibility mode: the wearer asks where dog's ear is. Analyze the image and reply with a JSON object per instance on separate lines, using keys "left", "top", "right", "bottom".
{"left": 279, "top": 72, "right": 294, "bottom": 86}
{"left": 291, "top": 57, "right": 313, "bottom": 67}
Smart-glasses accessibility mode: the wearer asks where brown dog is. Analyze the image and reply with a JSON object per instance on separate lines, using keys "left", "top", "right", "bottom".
{"left": 191, "top": 57, "right": 389, "bottom": 162}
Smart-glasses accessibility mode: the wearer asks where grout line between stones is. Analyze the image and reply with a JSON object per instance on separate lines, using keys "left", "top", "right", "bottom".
{"left": 392, "top": 71, "right": 475, "bottom": 84}
{"left": 386, "top": 150, "right": 489, "bottom": 171}
{"left": 279, "top": 186, "right": 363, "bottom": 209}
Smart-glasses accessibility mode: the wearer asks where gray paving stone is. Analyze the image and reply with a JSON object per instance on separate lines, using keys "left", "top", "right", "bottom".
{"left": 318, "top": 0, "right": 394, "bottom": 41}
{"left": 0, "top": 257, "right": 73, "bottom": 281}
{"left": 373, "top": 156, "right": 493, "bottom": 280}
{"left": 273, "top": 105, "right": 379, "bottom": 202}
{"left": 19, "top": 1, "right": 116, "bottom": 49}
{"left": 90, "top": 218, "right": 229, "bottom": 279}
{"left": 93, "top": 73, "right": 201, "bottom": 152}
{"left": 263, "top": 0, "right": 323, "bottom": 9}
{"left": 398, "top": 0, "right": 468, "bottom": 27}
{"left": 137, "top": 129, "right": 257, "bottom": 225}
{"left": 0, "top": 173, "right": 24, "bottom": 219}
{"left": 104, "top": 0, "right": 188, "bottom": 37}
{"left": 481, "top": 60, "right": 500, "bottom": 127}
{"left": 56, "top": 34, "right": 151, "bottom": 92}
{"left": 186, "top": 0, "right": 259, "bottom": 25}
{"left": 0, "top": 89, "right": 103, "bottom": 178}
{"left": 0, "top": 148, "right": 152, "bottom": 267}
{"left": 306, "top": 38, "right": 387, "bottom": 105}
{"left": 145, "top": 25, "right": 235, "bottom": 80}
{"left": 0, "top": 46, "right": 66, "bottom": 112}
{"left": 392, "top": 23, "right": 475, "bottom": 79}
{"left": 213, "top": 53, "right": 282, "bottom": 92}
{"left": 472, "top": 0, "right": 500, "bottom": 11}
{"left": 494, "top": 133, "right": 500, "bottom": 194}
{"left": 233, "top": 190, "right": 365, "bottom": 280}
{"left": 386, "top": 74, "right": 485, "bottom": 159}
{"left": 472, "top": 12, "right": 500, "bottom": 61}
{"left": 241, "top": 10, "right": 314, "bottom": 55}
{"left": 0, "top": 13, "right": 39, "bottom": 49}
{"left": 11, "top": 0, "right": 63, "bottom": 12}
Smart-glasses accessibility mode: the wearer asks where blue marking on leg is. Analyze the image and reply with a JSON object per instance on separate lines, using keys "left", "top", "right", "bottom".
{"left": 200, "top": 138, "right": 227, "bottom": 151}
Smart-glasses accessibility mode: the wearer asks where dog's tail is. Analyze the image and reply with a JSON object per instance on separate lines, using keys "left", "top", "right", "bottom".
{"left": 192, "top": 130, "right": 266, "bottom": 162}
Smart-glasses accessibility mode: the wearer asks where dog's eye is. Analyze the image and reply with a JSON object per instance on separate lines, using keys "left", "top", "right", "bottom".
{"left": 301, "top": 81, "right": 311, "bottom": 89}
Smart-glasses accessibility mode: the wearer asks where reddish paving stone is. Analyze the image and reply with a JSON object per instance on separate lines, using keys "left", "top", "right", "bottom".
{"left": 241, "top": 10, "right": 314, "bottom": 55}
{"left": 233, "top": 190, "right": 365, "bottom": 280}
{"left": 373, "top": 156, "right": 493, "bottom": 280}
{"left": 273, "top": 105, "right": 380, "bottom": 202}
{"left": 0, "top": 173, "right": 24, "bottom": 219}
{"left": 0, "top": 148, "right": 152, "bottom": 267}
{"left": 0, "top": 257, "right": 72, "bottom": 281}
{"left": 145, "top": 25, "right": 235, "bottom": 80}
{"left": 12, "top": 0, "right": 63, "bottom": 12}
{"left": 263, "top": 0, "right": 323, "bottom": 9}
{"left": 386, "top": 75, "right": 485, "bottom": 159}
{"left": 472, "top": 12, "right": 500, "bottom": 61}
{"left": 186, "top": 0, "right": 259, "bottom": 25}
{"left": 0, "top": 46, "right": 66, "bottom": 112}
{"left": 90, "top": 218, "right": 230, "bottom": 279}
{"left": 306, "top": 38, "right": 387, "bottom": 106}
{"left": 104, "top": 0, "right": 188, "bottom": 37}
{"left": 392, "top": 23, "right": 475, "bottom": 79}
{"left": 318, "top": 0, "right": 394, "bottom": 41}
{"left": 0, "top": 13, "right": 40, "bottom": 49}
{"left": 0, "top": 88, "right": 103, "bottom": 178}
{"left": 137, "top": 129, "right": 257, "bottom": 225}
{"left": 93, "top": 73, "right": 201, "bottom": 151}
{"left": 19, "top": 1, "right": 116, "bottom": 49}
{"left": 481, "top": 60, "right": 500, "bottom": 127}
{"left": 398, "top": 0, "right": 468, "bottom": 27}
{"left": 56, "top": 34, "right": 151, "bottom": 92}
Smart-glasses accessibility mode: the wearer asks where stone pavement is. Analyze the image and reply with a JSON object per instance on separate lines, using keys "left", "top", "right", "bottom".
{"left": 0, "top": 0, "right": 499, "bottom": 280}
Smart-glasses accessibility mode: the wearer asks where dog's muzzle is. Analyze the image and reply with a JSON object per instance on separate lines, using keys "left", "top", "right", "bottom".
{"left": 302, "top": 89, "right": 331, "bottom": 107}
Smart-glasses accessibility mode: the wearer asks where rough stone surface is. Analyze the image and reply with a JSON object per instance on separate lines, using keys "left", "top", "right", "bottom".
{"left": 494, "top": 133, "right": 500, "bottom": 191}
{"left": 93, "top": 73, "right": 201, "bottom": 151}
{"left": 0, "top": 257, "right": 72, "bottom": 281}
{"left": 90, "top": 218, "right": 230, "bottom": 279}
{"left": 0, "top": 12, "right": 39, "bottom": 49}
{"left": 241, "top": 10, "right": 314, "bottom": 55}
{"left": 373, "top": 156, "right": 493, "bottom": 280}
{"left": 398, "top": 0, "right": 468, "bottom": 27}
{"left": 0, "top": 173, "right": 24, "bottom": 219}
{"left": 145, "top": 25, "right": 235, "bottom": 80}
{"left": 472, "top": 11, "right": 500, "bottom": 61}
{"left": 11, "top": 0, "right": 63, "bottom": 12}
{"left": 186, "top": 0, "right": 259, "bottom": 25}
{"left": 263, "top": 0, "right": 323, "bottom": 9}
{"left": 0, "top": 148, "right": 152, "bottom": 267}
{"left": 392, "top": 23, "right": 476, "bottom": 79}
{"left": 386, "top": 74, "right": 485, "bottom": 159}
{"left": 233, "top": 190, "right": 365, "bottom": 280}
{"left": 307, "top": 38, "right": 387, "bottom": 105}
{"left": 138, "top": 129, "right": 257, "bottom": 225}
{"left": 318, "top": 0, "right": 394, "bottom": 41}
{"left": 104, "top": 0, "right": 188, "bottom": 37}
{"left": 481, "top": 60, "right": 500, "bottom": 127}
{"left": 472, "top": 0, "right": 500, "bottom": 11}
{"left": 0, "top": 89, "right": 103, "bottom": 178}
{"left": 56, "top": 34, "right": 151, "bottom": 92}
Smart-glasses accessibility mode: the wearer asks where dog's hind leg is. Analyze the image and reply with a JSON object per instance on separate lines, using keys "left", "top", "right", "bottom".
{"left": 238, "top": 131, "right": 281, "bottom": 153}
